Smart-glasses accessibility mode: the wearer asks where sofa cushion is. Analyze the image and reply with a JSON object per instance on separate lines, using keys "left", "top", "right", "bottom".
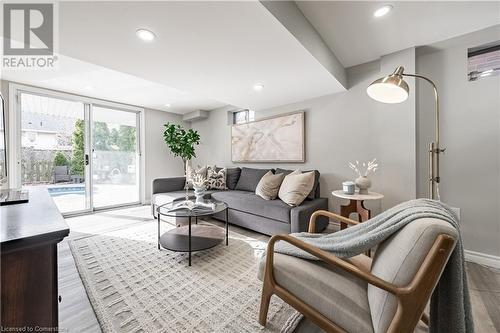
{"left": 206, "top": 167, "right": 227, "bottom": 190}
{"left": 211, "top": 190, "right": 291, "bottom": 223}
{"left": 276, "top": 168, "right": 320, "bottom": 199}
{"left": 226, "top": 167, "right": 241, "bottom": 190}
{"left": 368, "top": 218, "right": 458, "bottom": 333}
{"left": 258, "top": 253, "right": 374, "bottom": 333}
{"left": 278, "top": 170, "right": 315, "bottom": 206}
{"left": 235, "top": 167, "right": 272, "bottom": 192}
{"left": 255, "top": 171, "right": 285, "bottom": 200}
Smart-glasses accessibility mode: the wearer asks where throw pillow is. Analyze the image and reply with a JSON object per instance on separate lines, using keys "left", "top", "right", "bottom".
{"left": 226, "top": 167, "right": 242, "bottom": 190}
{"left": 278, "top": 170, "right": 315, "bottom": 206}
{"left": 276, "top": 168, "right": 320, "bottom": 200}
{"left": 255, "top": 171, "right": 285, "bottom": 200}
{"left": 206, "top": 167, "right": 227, "bottom": 190}
{"left": 235, "top": 167, "right": 273, "bottom": 192}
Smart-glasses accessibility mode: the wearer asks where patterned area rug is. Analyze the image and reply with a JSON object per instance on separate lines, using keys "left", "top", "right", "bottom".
{"left": 70, "top": 221, "right": 297, "bottom": 333}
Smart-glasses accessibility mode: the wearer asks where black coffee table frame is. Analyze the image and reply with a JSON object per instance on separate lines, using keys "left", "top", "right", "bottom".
{"left": 156, "top": 200, "right": 228, "bottom": 266}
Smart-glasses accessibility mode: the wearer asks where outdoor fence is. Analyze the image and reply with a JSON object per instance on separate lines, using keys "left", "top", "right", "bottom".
{"left": 22, "top": 148, "right": 72, "bottom": 185}
{"left": 21, "top": 148, "right": 137, "bottom": 185}
{"left": 93, "top": 150, "right": 137, "bottom": 185}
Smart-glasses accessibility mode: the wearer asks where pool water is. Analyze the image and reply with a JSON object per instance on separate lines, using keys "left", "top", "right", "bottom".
{"left": 48, "top": 185, "right": 85, "bottom": 196}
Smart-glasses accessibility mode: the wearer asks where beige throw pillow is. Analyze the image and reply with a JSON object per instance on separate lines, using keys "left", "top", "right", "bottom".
{"left": 255, "top": 171, "right": 285, "bottom": 200}
{"left": 278, "top": 170, "right": 315, "bottom": 206}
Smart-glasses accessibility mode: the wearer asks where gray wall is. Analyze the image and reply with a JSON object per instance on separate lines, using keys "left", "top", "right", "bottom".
{"left": 191, "top": 48, "right": 417, "bottom": 213}
{"left": 143, "top": 108, "right": 185, "bottom": 202}
{"left": 416, "top": 26, "right": 500, "bottom": 257}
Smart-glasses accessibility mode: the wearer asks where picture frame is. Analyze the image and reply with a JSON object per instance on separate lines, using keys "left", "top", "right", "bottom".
{"left": 231, "top": 111, "right": 305, "bottom": 163}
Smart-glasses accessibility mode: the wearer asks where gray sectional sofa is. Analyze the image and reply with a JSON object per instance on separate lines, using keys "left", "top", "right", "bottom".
{"left": 151, "top": 167, "right": 329, "bottom": 235}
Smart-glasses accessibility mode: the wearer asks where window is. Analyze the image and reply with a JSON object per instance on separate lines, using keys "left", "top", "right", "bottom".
{"left": 232, "top": 109, "right": 255, "bottom": 125}
{"left": 468, "top": 42, "right": 500, "bottom": 81}
{"left": 11, "top": 83, "right": 143, "bottom": 215}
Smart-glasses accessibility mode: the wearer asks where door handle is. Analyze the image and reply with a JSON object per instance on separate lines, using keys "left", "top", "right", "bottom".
{"left": 85, "top": 154, "right": 89, "bottom": 165}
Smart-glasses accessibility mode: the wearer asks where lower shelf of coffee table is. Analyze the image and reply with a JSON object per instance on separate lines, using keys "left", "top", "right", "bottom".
{"left": 159, "top": 225, "right": 224, "bottom": 252}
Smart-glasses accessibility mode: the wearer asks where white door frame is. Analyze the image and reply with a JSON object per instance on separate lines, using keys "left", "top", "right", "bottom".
{"left": 8, "top": 82, "right": 146, "bottom": 213}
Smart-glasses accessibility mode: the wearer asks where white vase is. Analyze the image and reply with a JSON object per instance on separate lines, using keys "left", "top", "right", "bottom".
{"left": 193, "top": 186, "right": 205, "bottom": 203}
{"left": 355, "top": 176, "right": 371, "bottom": 195}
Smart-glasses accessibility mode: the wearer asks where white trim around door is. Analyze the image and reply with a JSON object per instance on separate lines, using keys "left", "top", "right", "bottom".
{"left": 8, "top": 82, "right": 146, "bottom": 215}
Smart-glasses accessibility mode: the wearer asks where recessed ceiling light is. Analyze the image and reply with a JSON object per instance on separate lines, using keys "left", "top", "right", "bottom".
{"left": 84, "top": 85, "right": 93, "bottom": 90}
{"left": 253, "top": 83, "right": 264, "bottom": 91}
{"left": 374, "top": 5, "right": 393, "bottom": 18}
{"left": 164, "top": 103, "right": 171, "bottom": 108}
{"left": 136, "top": 29, "right": 156, "bottom": 42}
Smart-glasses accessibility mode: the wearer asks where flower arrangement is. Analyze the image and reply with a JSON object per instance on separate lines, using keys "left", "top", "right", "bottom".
{"left": 191, "top": 173, "right": 207, "bottom": 189}
{"left": 348, "top": 158, "right": 378, "bottom": 178}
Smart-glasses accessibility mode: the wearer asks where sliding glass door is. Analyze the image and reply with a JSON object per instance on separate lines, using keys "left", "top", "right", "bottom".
{"left": 19, "top": 92, "right": 90, "bottom": 214}
{"left": 91, "top": 106, "right": 140, "bottom": 208}
{"left": 13, "top": 85, "right": 142, "bottom": 215}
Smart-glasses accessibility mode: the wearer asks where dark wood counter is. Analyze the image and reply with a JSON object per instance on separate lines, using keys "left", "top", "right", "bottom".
{"left": 1, "top": 188, "right": 69, "bottom": 331}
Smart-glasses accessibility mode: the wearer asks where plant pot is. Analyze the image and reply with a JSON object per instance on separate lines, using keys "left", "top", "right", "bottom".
{"left": 355, "top": 176, "right": 371, "bottom": 195}
{"left": 193, "top": 186, "right": 206, "bottom": 203}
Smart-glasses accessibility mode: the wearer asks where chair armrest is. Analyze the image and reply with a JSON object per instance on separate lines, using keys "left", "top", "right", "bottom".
{"left": 266, "top": 234, "right": 398, "bottom": 294}
{"left": 308, "top": 210, "right": 359, "bottom": 233}
{"left": 152, "top": 177, "right": 186, "bottom": 195}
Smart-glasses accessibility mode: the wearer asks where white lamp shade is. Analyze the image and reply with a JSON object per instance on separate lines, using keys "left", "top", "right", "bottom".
{"left": 367, "top": 82, "right": 408, "bottom": 103}
{"left": 367, "top": 71, "right": 410, "bottom": 104}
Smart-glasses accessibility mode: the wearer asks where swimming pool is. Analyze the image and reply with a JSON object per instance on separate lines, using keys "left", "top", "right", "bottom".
{"left": 48, "top": 185, "right": 85, "bottom": 196}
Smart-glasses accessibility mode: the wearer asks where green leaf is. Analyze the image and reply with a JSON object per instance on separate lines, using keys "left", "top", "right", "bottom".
{"left": 163, "top": 122, "right": 201, "bottom": 162}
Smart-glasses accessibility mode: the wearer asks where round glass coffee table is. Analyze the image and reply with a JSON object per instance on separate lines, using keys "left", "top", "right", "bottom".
{"left": 156, "top": 198, "right": 228, "bottom": 266}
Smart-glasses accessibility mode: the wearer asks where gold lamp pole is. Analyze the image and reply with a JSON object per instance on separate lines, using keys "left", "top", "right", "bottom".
{"left": 367, "top": 66, "right": 445, "bottom": 200}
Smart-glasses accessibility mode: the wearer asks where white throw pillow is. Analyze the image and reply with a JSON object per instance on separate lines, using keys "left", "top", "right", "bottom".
{"left": 278, "top": 170, "right": 315, "bottom": 206}
{"left": 255, "top": 171, "right": 285, "bottom": 200}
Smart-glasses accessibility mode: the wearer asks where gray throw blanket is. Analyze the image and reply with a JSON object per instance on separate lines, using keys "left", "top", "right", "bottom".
{"left": 274, "top": 199, "right": 473, "bottom": 333}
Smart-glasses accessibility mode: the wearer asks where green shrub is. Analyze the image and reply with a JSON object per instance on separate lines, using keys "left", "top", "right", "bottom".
{"left": 53, "top": 152, "right": 69, "bottom": 166}
{"left": 71, "top": 119, "right": 85, "bottom": 176}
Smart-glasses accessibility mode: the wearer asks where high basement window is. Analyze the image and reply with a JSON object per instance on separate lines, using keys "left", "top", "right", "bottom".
{"left": 232, "top": 109, "right": 255, "bottom": 125}
{"left": 468, "top": 42, "right": 500, "bottom": 81}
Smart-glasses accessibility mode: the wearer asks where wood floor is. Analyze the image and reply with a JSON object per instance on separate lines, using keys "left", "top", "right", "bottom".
{"left": 58, "top": 205, "right": 500, "bottom": 333}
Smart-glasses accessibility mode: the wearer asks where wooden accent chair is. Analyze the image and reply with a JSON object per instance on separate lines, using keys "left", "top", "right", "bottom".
{"left": 258, "top": 210, "right": 458, "bottom": 333}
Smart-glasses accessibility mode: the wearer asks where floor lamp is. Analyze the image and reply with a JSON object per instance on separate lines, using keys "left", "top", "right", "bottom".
{"left": 366, "top": 66, "right": 445, "bottom": 200}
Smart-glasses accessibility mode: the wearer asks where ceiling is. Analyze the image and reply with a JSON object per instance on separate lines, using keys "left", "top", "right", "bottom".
{"left": 296, "top": 1, "right": 500, "bottom": 68}
{"left": 2, "top": 54, "right": 226, "bottom": 113}
{"left": 2, "top": 1, "right": 499, "bottom": 114}
{"left": 54, "top": 1, "right": 345, "bottom": 113}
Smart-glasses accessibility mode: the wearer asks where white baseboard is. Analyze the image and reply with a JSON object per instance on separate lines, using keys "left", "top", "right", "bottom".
{"left": 465, "top": 250, "right": 500, "bottom": 269}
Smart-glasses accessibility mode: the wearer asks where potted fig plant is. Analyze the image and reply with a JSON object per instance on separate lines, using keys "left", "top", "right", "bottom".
{"left": 163, "top": 123, "right": 201, "bottom": 200}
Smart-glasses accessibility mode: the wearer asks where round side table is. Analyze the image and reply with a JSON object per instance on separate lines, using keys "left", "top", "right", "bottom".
{"left": 332, "top": 190, "right": 384, "bottom": 229}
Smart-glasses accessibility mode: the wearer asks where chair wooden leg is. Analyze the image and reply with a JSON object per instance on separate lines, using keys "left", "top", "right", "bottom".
{"left": 259, "top": 278, "right": 273, "bottom": 326}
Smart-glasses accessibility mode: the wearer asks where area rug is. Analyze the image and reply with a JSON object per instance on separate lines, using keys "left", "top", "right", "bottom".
{"left": 70, "top": 221, "right": 297, "bottom": 333}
